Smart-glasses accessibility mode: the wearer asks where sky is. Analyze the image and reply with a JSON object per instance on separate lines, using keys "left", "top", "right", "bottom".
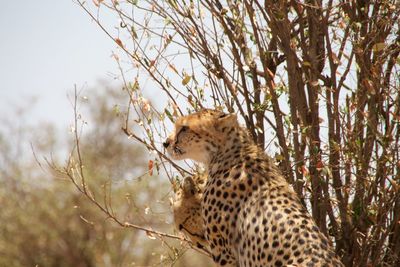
{"left": 0, "top": 0, "right": 119, "bottom": 131}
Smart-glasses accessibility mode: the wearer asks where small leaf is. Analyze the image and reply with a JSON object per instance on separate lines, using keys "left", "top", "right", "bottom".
{"left": 115, "top": 38, "right": 123, "bottom": 47}
{"left": 187, "top": 95, "right": 194, "bottom": 106}
{"left": 164, "top": 18, "right": 172, "bottom": 25}
{"left": 113, "top": 104, "right": 120, "bottom": 116}
{"left": 172, "top": 104, "right": 178, "bottom": 117}
{"left": 148, "top": 160, "right": 154, "bottom": 176}
{"left": 316, "top": 161, "right": 324, "bottom": 171}
{"left": 275, "top": 154, "right": 284, "bottom": 161}
{"left": 299, "top": 165, "right": 309, "bottom": 176}
{"left": 131, "top": 26, "right": 138, "bottom": 39}
{"left": 164, "top": 109, "right": 174, "bottom": 123}
{"left": 130, "top": 79, "right": 139, "bottom": 91}
{"left": 140, "top": 97, "right": 151, "bottom": 112}
{"left": 372, "top": 42, "right": 385, "bottom": 52}
{"left": 220, "top": 8, "right": 228, "bottom": 15}
{"left": 182, "top": 74, "right": 191, "bottom": 86}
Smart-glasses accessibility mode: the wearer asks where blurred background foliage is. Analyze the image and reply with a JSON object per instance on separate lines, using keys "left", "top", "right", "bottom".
{"left": 0, "top": 88, "right": 211, "bottom": 266}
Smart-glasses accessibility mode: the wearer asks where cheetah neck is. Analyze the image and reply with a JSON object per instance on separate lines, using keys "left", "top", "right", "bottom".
{"left": 208, "top": 126, "right": 262, "bottom": 167}
{"left": 207, "top": 126, "right": 288, "bottom": 187}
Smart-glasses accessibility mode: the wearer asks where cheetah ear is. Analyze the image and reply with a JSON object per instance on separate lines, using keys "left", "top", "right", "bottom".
{"left": 216, "top": 113, "right": 238, "bottom": 128}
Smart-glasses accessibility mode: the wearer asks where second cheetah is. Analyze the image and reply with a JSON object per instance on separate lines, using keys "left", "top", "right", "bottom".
{"left": 172, "top": 174, "right": 209, "bottom": 251}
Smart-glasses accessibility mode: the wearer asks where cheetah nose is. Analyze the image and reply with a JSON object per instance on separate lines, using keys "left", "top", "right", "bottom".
{"left": 163, "top": 140, "right": 170, "bottom": 148}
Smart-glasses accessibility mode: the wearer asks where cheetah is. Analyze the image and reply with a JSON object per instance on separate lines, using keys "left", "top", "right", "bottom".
{"left": 164, "top": 109, "right": 344, "bottom": 267}
{"left": 172, "top": 173, "right": 209, "bottom": 251}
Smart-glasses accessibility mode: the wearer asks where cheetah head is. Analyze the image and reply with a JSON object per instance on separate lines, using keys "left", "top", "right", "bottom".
{"left": 163, "top": 109, "right": 238, "bottom": 164}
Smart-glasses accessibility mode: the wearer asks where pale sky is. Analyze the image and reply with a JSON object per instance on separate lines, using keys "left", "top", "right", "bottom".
{"left": 0, "top": 0, "right": 119, "bottom": 130}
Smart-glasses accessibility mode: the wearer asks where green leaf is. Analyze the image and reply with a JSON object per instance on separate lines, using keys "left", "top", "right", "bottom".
{"left": 131, "top": 26, "right": 138, "bottom": 39}
{"left": 164, "top": 109, "right": 174, "bottom": 123}
{"left": 113, "top": 104, "right": 120, "bottom": 116}
{"left": 182, "top": 74, "right": 191, "bottom": 86}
